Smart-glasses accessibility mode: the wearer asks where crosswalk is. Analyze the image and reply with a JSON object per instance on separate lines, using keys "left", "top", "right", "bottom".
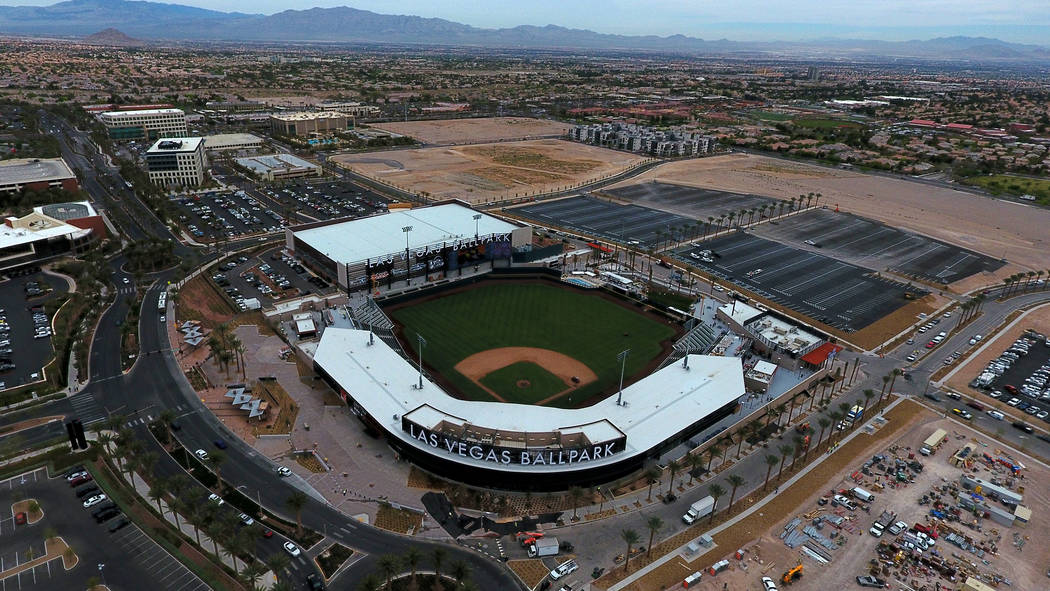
{"left": 116, "top": 286, "right": 136, "bottom": 296}
{"left": 68, "top": 391, "right": 106, "bottom": 425}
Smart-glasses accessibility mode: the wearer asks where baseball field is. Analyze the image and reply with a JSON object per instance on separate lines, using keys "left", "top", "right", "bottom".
{"left": 386, "top": 281, "right": 679, "bottom": 407}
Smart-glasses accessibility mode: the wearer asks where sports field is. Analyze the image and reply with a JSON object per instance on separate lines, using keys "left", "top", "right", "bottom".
{"left": 386, "top": 282, "right": 677, "bottom": 407}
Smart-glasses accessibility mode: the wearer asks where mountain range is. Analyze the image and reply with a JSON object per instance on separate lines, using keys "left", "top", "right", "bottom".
{"left": 1, "top": 0, "right": 1049, "bottom": 61}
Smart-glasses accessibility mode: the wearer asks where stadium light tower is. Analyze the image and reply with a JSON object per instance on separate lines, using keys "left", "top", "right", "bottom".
{"left": 402, "top": 225, "right": 413, "bottom": 285}
{"left": 473, "top": 213, "right": 482, "bottom": 239}
{"left": 616, "top": 349, "right": 630, "bottom": 406}
{"left": 416, "top": 334, "right": 427, "bottom": 390}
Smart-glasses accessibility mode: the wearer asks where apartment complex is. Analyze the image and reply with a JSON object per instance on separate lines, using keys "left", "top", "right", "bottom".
{"left": 0, "top": 158, "right": 79, "bottom": 194}
{"left": 270, "top": 111, "right": 350, "bottom": 137}
{"left": 146, "top": 137, "right": 208, "bottom": 187}
{"left": 570, "top": 122, "right": 717, "bottom": 157}
{"left": 99, "top": 108, "right": 188, "bottom": 140}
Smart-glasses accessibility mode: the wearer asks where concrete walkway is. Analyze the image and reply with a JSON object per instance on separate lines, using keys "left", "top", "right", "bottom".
{"left": 606, "top": 397, "right": 904, "bottom": 591}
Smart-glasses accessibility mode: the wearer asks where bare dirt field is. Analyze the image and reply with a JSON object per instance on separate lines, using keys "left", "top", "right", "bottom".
{"left": 371, "top": 117, "right": 570, "bottom": 145}
{"left": 615, "top": 401, "right": 1049, "bottom": 591}
{"left": 334, "top": 139, "right": 644, "bottom": 204}
{"left": 616, "top": 154, "right": 1048, "bottom": 287}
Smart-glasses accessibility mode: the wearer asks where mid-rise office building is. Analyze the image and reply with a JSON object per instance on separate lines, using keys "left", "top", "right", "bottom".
{"left": 270, "top": 111, "right": 350, "bottom": 137}
{"left": 0, "top": 158, "right": 79, "bottom": 194}
{"left": 146, "top": 137, "right": 208, "bottom": 187}
{"left": 99, "top": 108, "right": 188, "bottom": 140}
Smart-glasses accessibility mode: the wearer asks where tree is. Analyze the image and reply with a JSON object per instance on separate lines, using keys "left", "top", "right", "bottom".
{"left": 285, "top": 491, "right": 308, "bottom": 535}
{"left": 687, "top": 453, "right": 703, "bottom": 486}
{"left": 707, "top": 484, "right": 725, "bottom": 523}
{"left": 430, "top": 546, "right": 447, "bottom": 584}
{"left": 706, "top": 442, "right": 721, "bottom": 471}
{"left": 645, "top": 516, "right": 664, "bottom": 557}
{"left": 403, "top": 546, "right": 422, "bottom": 590}
{"left": 207, "top": 450, "right": 226, "bottom": 489}
{"left": 266, "top": 552, "right": 291, "bottom": 578}
{"left": 240, "top": 561, "right": 266, "bottom": 590}
{"left": 777, "top": 444, "right": 793, "bottom": 479}
{"left": 449, "top": 560, "right": 470, "bottom": 590}
{"left": 358, "top": 574, "right": 384, "bottom": 591}
{"left": 828, "top": 411, "right": 844, "bottom": 442}
{"left": 885, "top": 369, "right": 902, "bottom": 405}
{"left": 568, "top": 486, "right": 584, "bottom": 521}
{"left": 621, "top": 529, "right": 640, "bottom": 573}
{"left": 378, "top": 554, "right": 400, "bottom": 590}
{"left": 763, "top": 454, "right": 780, "bottom": 490}
{"left": 644, "top": 466, "right": 661, "bottom": 502}
{"left": 726, "top": 474, "right": 746, "bottom": 513}
{"left": 863, "top": 389, "right": 876, "bottom": 415}
{"left": 666, "top": 459, "right": 680, "bottom": 497}
{"left": 800, "top": 427, "right": 815, "bottom": 463}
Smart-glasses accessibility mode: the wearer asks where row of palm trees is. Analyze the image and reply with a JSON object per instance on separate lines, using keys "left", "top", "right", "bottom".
{"left": 649, "top": 193, "right": 821, "bottom": 252}
{"left": 956, "top": 293, "right": 987, "bottom": 325}
{"left": 1001, "top": 269, "right": 1049, "bottom": 298}
{"left": 356, "top": 546, "right": 477, "bottom": 591}
{"left": 207, "top": 322, "right": 247, "bottom": 379}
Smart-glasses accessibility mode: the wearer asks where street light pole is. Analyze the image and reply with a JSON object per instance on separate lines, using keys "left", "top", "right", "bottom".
{"left": 616, "top": 349, "right": 630, "bottom": 406}
{"left": 416, "top": 334, "right": 427, "bottom": 390}
{"left": 473, "top": 213, "right": 482, "bottom": 240}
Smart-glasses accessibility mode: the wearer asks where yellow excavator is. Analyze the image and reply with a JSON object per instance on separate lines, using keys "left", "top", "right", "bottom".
{"left": 782, "top": 563, "right": 803, "bottom": 585}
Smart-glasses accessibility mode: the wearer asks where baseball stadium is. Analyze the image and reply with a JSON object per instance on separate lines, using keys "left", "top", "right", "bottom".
{"left": 296, "top": 203, "right": 745, "bottom": 490}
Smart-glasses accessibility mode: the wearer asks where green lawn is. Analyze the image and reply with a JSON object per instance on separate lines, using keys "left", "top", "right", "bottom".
{"left": 480, "top": 361, "right": 568, "bottom": 404}
{"left": 965, "top": 174, "right": 1050, "bottom": 205}
{"left": 791, "top": 118, "right": 864, "bottom": 129}
{"left": 388, "top": 282, "right": 676, "bottom": 407}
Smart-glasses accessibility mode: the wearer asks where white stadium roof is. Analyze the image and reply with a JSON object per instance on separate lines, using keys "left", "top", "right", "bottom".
{"left": 293, "top": 203, "right": 519, "bottom": 265}
{"left": 313, "top": 327, "right": 744, "bottom": 473}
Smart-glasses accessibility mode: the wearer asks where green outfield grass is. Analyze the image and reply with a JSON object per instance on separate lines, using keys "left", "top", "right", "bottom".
{"left": 388, "top": 282, "right": 677, "bottom": 406}
{"left": 479, "top": 361, "right": 567, "bottom": 404}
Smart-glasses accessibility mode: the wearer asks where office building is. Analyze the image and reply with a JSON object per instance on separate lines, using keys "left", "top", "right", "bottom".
{"left": 270, "top": 111, "right": 350, "bottom": 137}
{"left": 98, "top": 108, "right": 188, "bottom": 140}
{"left": 146, "top": 137, "right": 208, "bottom": 187}
{"left": 0, "top": 158, "right": 79, "bottom": 194}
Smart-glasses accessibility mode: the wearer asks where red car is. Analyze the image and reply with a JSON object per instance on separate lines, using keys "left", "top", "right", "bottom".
{"left": 1004, "top": 384, "right": 1018, "bottom": 394}
{"left": 69, "top": 475, "right": 92, "bottom": 487}
{"left": 14, "top": 512, "right": 26, "bottom": 526}
{"left": 261, "top": 529, "right": 274, "bottom": 538}
{"left": 926, "top": 342, "right": 936, "bottom": 349}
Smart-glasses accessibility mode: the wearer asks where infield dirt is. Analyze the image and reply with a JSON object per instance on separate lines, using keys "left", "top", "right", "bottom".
{"left": 455, "top": 347, "right": 598, "bottom": 404}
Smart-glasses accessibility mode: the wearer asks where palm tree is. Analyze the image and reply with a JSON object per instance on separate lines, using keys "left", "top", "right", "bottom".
{"left": 726, "top": 474, "right": 746, "bottom": 513}
{"left": 666, "top": 459, "right": 680, "bottom": 497}
{"left": 148, "top": 477, "right": 168, "bottom": 514}
{"left": 707, "top": 484, "right": 725, "bottom": 523}
{"left": 265, "top": 552, "right": 291, "bottom": 578}
{"left": 863, "top": 390, "right": 875, "bottom": 415}
{"left": 621, "top": 529, "right": 640, "bottom": 573}
{"left": 207, "top": 450, "right": 226, "bottom": 489}
{"left": 240, "top": 561, "right": 266, "bottom": 590}
{"left": 96, "top": 431, "right": 114, "bottom": 455}
{"left": 285, "top": 491, "right": 308, "bottom": 535}
{"left": 885, "top": 369, "right": 902, "bottom": 405}
{"left": 644, "top": 466, "right": 661, "bottom": 502}
{"left": 645, "top": 516, "right": 664, "bottom": 557}
{"left": 763, "top": 454, "right": 779, "bottom": 490}
{"left": 735, "top": 424, "right": 751, "bottom": 458}
{"left": 378, "top": 554, "right": 400, "bottom": 590}
{"left": 568, "top": 486, "right": 584, "bottom": 520}
{"left": 403, "top": 546, "right": 422, "bottom": 589}
{"left": 449, "top": 560, "right": 470, "bottom": 590}
{"left": 800, "top": 427, "right": 815, "bottom": 463}
{"left": 706, "top": 442, "right": 721, "bottom": 471}
{"left": 777, "top": 444, "right": 792, "bottom": 479}
{"left": 358, "top": 574, "right": 383, "bottom": 591}
{"left": 764, "top": 405, "right": 780, "bottom": 427}
{"left": 431, "top": 546, "right": 447, "bottom": 583}
{"left": 817, "top": 416, "right": 831, "bottom": 449}
{"left": 828, "top": 411, "right": 844, "bottom": 442}
{"left": 158, "top": 409, "right": 177, "bottom": 445}
{"left": 879, "top": 375, "right": 891, "bottom": 401}
{"left": 685, "top": 453, "right": 702, "bottom": 486}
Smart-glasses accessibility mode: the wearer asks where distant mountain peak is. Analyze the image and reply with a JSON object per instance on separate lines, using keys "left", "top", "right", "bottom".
{"left": 83, "top": 27, "right": 143, "bottom": 46}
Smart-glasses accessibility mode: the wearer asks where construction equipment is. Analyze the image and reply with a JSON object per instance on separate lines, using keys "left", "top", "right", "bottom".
{"left": 782, "top": 563, "right": 803, "bottom": 585}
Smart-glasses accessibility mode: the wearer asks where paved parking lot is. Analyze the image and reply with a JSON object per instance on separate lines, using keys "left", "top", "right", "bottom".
{"left": 253, "top": 178, "right": 390, "bottom": 223}
{"left": 974, "top": 333, "right": 1050, "bottom": 425}
{"left": 751, "top": 209, "right": 1005, "bottom": 284}
{"left": 513, "top": 194, "right": 699, "bottom": 248}
{"left": 0, "top": 467, "right": 207, "bottom": 591}
{"left": 606, "top": 181, "right": 778, "bottom": 221}
{"left": 175, "top": 190, "right": 285, "bottom": 241}
{"left": 213, "top": 246, "right": 336, "bottom": 307}
{"left": 675, "top": 232, "right": 927, "bottom": 332}
{"left": 0, "top": 271, "right": 67, "bottom": 390}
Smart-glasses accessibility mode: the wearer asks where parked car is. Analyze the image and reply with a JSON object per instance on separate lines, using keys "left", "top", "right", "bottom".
{"left": 83, "top": 494, "right": 108, "bottom": 508}
{"left": 283, "top": 541, "right": 301, "bottom": 557}
{"left": 856, "top": 575, "right": 889, "bottom": 588}
{"left": 195, "top": 449, "right": 209, "bottom": 461}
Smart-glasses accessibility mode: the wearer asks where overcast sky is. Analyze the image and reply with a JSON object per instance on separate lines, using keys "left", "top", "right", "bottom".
{"left": 4, "top": 0, "right": 1049, "bottom": 42}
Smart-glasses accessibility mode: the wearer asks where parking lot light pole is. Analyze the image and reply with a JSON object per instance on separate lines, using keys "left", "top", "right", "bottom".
{"left": 473, "top": 213, "right": 482, "bottom": 240}
{"left": 402, "top": 225, "right": 413, "bottom": 285}
{"left": 616, "top": 349, "right": 631, "bottom": 406}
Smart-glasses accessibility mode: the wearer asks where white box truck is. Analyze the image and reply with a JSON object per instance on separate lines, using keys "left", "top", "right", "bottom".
{"left": 682, "top": 495, "right": 715, "bottom": 524}
{"left": 528, "top": 537, "right": 559, "bottom": 558}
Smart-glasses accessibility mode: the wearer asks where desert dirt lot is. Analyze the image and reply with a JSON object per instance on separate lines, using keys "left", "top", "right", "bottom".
{"left": 614, "top": 400, "right": 1048, "bottom": 591}
{"left": 371, "top": 116, "right": 569, "bottom": 145}
{"left": 334, "top": 139, "right": 645, "bottom": 204}
{"left": 614, "top": 154, "right": 1048, "bottom": 289}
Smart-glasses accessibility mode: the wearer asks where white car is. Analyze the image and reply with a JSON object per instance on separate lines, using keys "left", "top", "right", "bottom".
{"left": 66, "top": 470, "right": 88, "bottom": 481}
{"left": 208, "top": 494, "right": 224, "bottom": 506}
{"left": 283, "top": 541, "right": 301, "bottom": 557}
{"left": 275, "top": 466, "right": 292, "bottom": 477}
{"left": 83, "top": 494, "right": 107, "bottom": 508}
{"left": 238, "top": 513, "right": 255, "bottom": 526}
{"left": 987, "top": 410, "right": 1005, "bottom": 420}
{"left": 194, "top": 449, "right": 209, "bottom": 461}
{"left": 159, "top": 315, "right": 166, "bottom": 323}
{"left": 761, "top": 576, "right": 779, "bottom": 591}
{"left": 549, "top": 559, "right": 579, "bottom": 580}
{"left": 887, "top": 521, "right": 908, "bottom": 535}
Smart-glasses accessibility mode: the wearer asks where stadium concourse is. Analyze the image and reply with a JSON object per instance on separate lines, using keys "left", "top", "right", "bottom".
{"left": 311, "top": 327, "right": 744, "bottom": 490}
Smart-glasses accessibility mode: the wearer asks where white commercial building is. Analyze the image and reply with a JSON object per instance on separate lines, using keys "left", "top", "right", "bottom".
{"left": 146, "top": 137, "right": 208, "bottom": 187}
{"left": 98, "top": 108, "right": 188, "bottom": 140}
{"left": 202, "top": 133, "right": 263, "bottom": 152}
{"left": 235, "top": 154, "right": 320, "bottom": 181}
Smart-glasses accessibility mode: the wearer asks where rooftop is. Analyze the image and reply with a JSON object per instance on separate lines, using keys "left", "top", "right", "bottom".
{"left": 100, "top": 108, "right": 184, "bottom": 118}
{"left": 0, "top": 158, "right": 76, "bottom": 185}
{"left": 146, "top": 137, "right": 204, "bottom": 154}
{"left": 313, "top": 327, "right": 744, "bottom": 473}
{"left": 270, "top": 111, "right": 349, "bottom": 121}
{"left": 35, "top": 201, "right": 97, "bottom": 220}
{"left": 0, "top": 211, "right": 89, "bottom": 250}
{"left": 202, "top": 133, "right": 263, "bottom": 148}
{"left": 293, "top": 202, "right": 519, "bottom": 265}
{"left": 235, "top": 153, "right": 317, "bottom": 174}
